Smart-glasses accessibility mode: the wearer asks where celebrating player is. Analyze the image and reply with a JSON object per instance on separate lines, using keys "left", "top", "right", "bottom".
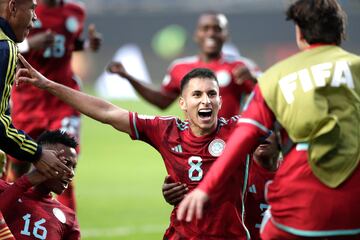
{"left": 108, "top": 11, "right": 260, "bottom": 119}
{"left": 0, "top": 130, "right": 80, "bottom": 240}
{"left": 177, "top": 0, "right": 360, "bottom": 239}
{"left": 16, "top": 61, "right": 261, "bottom": 238}
{"left": 7, "top": 0, "right": 102, "bottom": 210}
{"left": 0, "top": 0, "right": 71, "bottom": 179}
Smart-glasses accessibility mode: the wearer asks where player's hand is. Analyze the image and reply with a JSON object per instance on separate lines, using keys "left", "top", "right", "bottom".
{"left": 34, "top": 149, "right": 73, "bottom": 179}
{"left": 28, "top": 29, "right": 55, "bottom": 50}
{"left": 177, "top": 189, "right": 209, "bottom": 222}
{"left": 107, "top": 61, "right": 129, "bottom": 78}
{"left": 16, "top": 54, "right": 50, "bottom": 89}
{"left": 87, "top": 24, "right": 102, "bottom": 52}
{"left": 233, "top": 65, "right": 257, "bottom": 85}
{"left": 26, "top": 167, "right": 73, "bottom": 186}
{"left": 162, "top": 175, "right": 188, "bottom": 206}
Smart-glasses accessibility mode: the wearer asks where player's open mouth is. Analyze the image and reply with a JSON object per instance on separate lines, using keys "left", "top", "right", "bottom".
{"left": 258, "top": 141, "right": 270, "bottom": 149}
{"left": 204, "top": 38, "right": 218, "bottom": 48}
{"left": 61, "top": 180, "right": 69, "bottom": 189}
{"left": 198, "top": 108, "right": 212, "bottom": 120}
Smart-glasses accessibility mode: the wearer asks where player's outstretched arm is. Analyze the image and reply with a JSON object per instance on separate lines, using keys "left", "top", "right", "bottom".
{"left": 107, "top": 61, "right": 177, "bottom": 109}
{"left": 16, "top": 54, "right": 131, "bottom": 134}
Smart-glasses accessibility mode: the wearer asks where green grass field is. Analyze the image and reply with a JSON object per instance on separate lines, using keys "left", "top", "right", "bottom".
{"left": 75, "top": 98, "right": 183, "bottom": 239}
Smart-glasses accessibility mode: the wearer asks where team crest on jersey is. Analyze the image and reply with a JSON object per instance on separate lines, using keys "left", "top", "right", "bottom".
{"left": 216, "top": 70, "right": 231, "bottom": 87}
{"left": 66, "top": 17, "right": 79, "bottom": 33}
{"left": 208, "top": 138, "right": 226, "bottom": 157}
{"left": 33, "top": 19, "right": 42, "bottom": 29}
{"left": 53, "top": 208, "right": 66, "bottom": 223}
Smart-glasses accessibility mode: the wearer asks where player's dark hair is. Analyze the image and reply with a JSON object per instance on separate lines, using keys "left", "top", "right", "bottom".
{"left": 37, "top": 130, "right": 78, "bottom": 149}
{"left": 286, "top": 0, "right": 346, "bottom": 45}
{"left": 180, "top": 68, "right": 218, "bottom": 94}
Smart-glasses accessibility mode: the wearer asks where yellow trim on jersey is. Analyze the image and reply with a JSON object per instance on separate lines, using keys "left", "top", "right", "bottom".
{"left": 0, "top": 226, "right": 13, "bottom": 239}
{"left": 0, "top": 116, "right": 37, "bottom": 153}
{"left": 0, "top": 42, "right": 14, "bottom": 114}
{"left": 0, "top": 41, "right": 37, "bottom": 154}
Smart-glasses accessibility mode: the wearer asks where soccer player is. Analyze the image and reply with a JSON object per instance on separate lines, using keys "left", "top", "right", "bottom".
{"left": 245, "top": 132, "right": 279, "bottom": 240}
{"left": 7, "top": 0, "right": 102, "bottom": 210}
{"left": 162, "top": 132, "right": 280, "bottom": 240}
{"left": 0, "top": 130, "right": 80, "bottom": 240}
{"left": 108, "top": 11, "right": 260, "bottom": 119}
{"left": 0, "top": 0, "right": 71, "bottom": 178}
{"left": 177, "top": 0, "right": 360, "bottom": 239}
{"left": 16, "top": 61, "right": 257, "bottom": 239}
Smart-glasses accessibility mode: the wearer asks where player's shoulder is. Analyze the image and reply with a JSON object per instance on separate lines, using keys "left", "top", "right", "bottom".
{"left": 222, "top": 53, "right": 257, "bottom": 66}
{"left": 156, "top": 116, "right": 189, "bottom": 131}
{"left": 218, "top": 115, "right": 241, "bottom": 128}
{"left": 168, "top": 55, "right": 198, "bottom": 70}
{"left": 0, "top": 40, "right": 10, "bottom": 55}
{"left": 0, "top": 179, "right": 10, "bottom": 190}
{"left": 260, "top": 53, "right": 299, "bottom": 80}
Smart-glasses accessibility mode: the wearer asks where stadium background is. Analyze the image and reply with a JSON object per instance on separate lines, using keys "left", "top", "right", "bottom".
{"left": 71, "top": 0, "right": 360, "bottom": 239}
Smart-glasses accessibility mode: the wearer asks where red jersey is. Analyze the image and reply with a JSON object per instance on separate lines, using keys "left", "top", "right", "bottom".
{"left": 161, "top": 54, "right": 259, "bottom": 118}
{"left": 11, "top": 1, "right": 85, "bottom": 123}
{"left": 0, "top": 177, "right": 80, "bottom": 240}
{"left": 129, "top": 113, "right": 249, "bottom": 239}
{"left": 245, "top": 157, "right": 275, "bottom": 240}
{"left": 199, "top": 85, "right": 360, "bottom": 238}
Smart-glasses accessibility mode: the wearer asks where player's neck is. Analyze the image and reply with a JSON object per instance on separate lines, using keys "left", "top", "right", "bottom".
{"left": 199, "top": 52, "right": 221, "bottom": 63}
{"left": 34, "top": 185, "right": 51, "bottom": 196}
{"left": 189, "top": 123, "right": 218, "bottom": 138}
{"left": 253, "top": 155, "right": 278, "bottom": 172}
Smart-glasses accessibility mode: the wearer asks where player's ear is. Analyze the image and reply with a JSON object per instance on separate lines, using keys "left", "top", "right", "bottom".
{"left": 179, "top": 96, "right": 187, "bottom": 112}
{"left": 8, "top": 0, "right": 17, "bottom": 16}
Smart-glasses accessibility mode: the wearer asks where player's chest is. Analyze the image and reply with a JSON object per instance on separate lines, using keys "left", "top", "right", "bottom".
{"left": 160, "top": 136, "right": 228, "bottom": 182}
{"left": 6, "top": 199, "right": 66, "bottom": 240}
{"left": 33, "top": 12, "right": 81, "bottom": 38}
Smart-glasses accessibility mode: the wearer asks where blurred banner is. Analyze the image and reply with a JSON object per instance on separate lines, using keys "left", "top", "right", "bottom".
{"left": 95, "top": 44, "right": 151, "bottom": 100}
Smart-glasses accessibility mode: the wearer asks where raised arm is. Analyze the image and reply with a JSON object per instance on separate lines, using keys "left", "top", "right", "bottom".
{"left": 107, "top": 62, "right": 177, "bottom": 109}
{"left": 17, "top": 55, "right": 131, "bottom": 134}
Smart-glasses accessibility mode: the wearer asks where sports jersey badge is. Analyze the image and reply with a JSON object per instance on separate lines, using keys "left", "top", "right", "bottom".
{"left": 66, "top": 17, "right": 79, "bottom": 33}
{"left": 53, "top": 208, "right": 66, "bottom": 223}
{"left": 216, "top": 70, "right": 231, "bottom": 87}
{"left": 208, "top": 139, "right": 226, "bottom": 157}
{"left": 33, "top": 19, "right": 42, "bottom": 29}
